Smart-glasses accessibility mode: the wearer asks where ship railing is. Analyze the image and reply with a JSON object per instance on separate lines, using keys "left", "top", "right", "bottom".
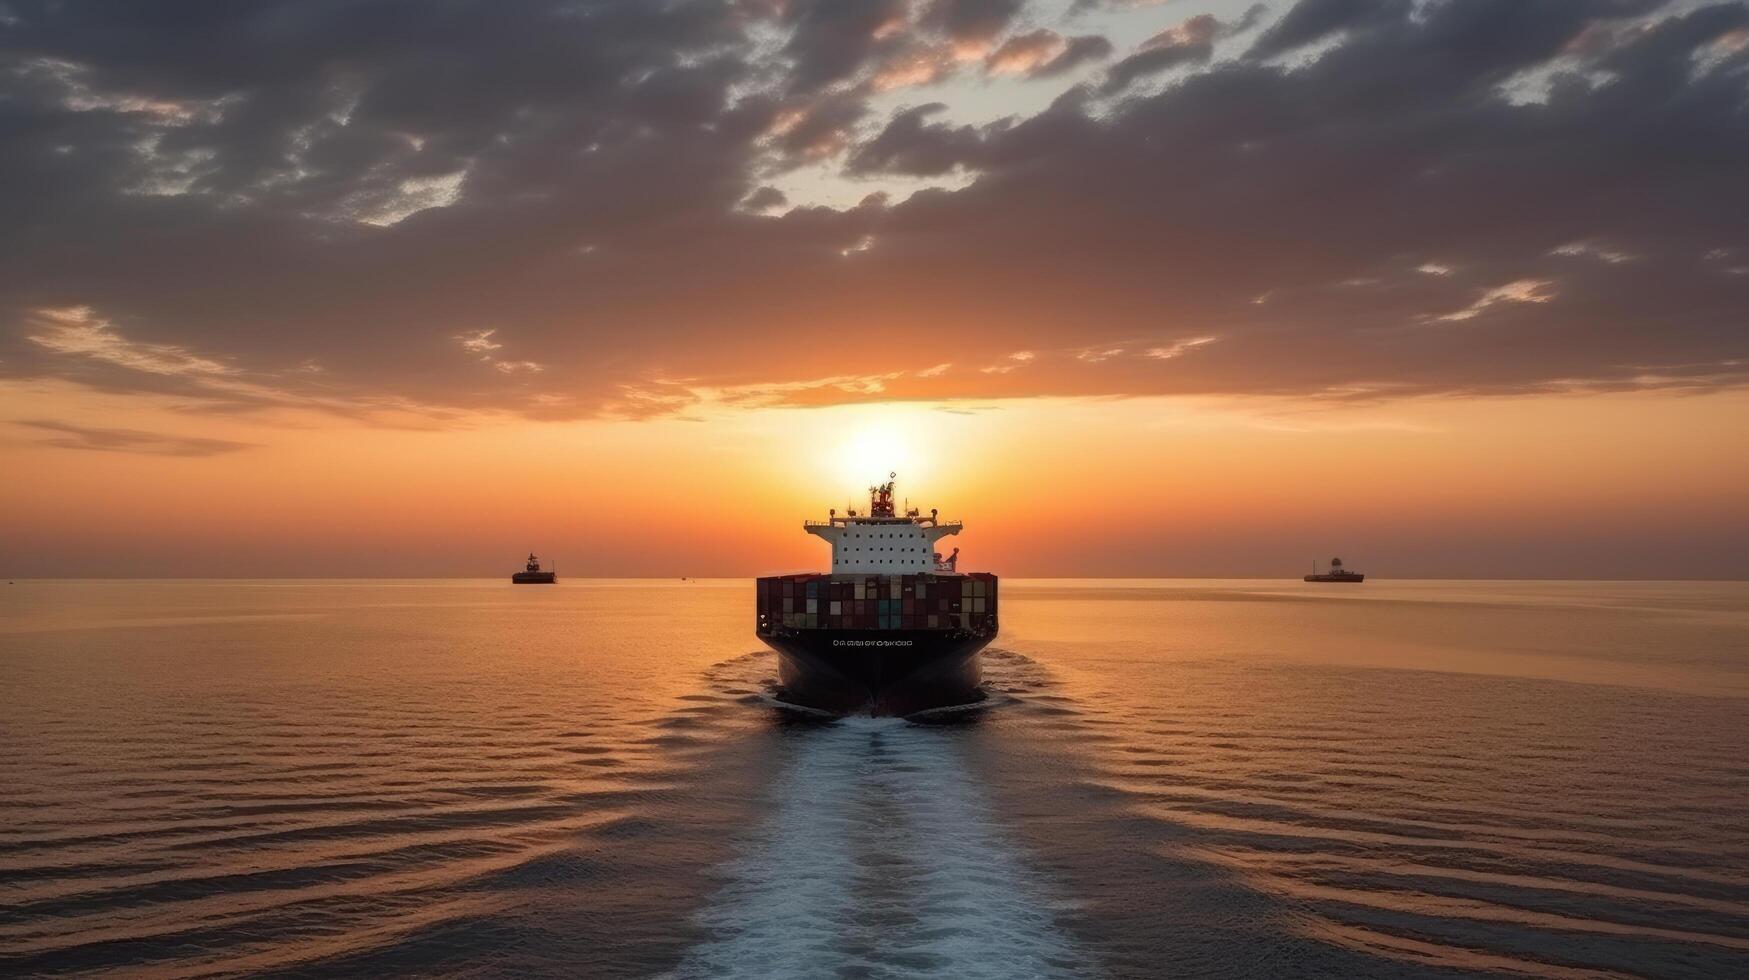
{"left": 803, "top": 517, "right": 963, "bottom": 528}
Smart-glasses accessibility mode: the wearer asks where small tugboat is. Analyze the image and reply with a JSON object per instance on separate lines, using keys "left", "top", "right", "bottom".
{"left": 512, "top": 553, "right": 557, "bottom": 584}
{"left": 1305, "top": 557, "right": 1364, "bottom": 583}
{"left": 756, "top": 475, "right": 996, "bottom": 716}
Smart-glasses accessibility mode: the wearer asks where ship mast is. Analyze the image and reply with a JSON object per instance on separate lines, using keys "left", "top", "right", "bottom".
{"left": 868, "top": 472, "right": 897, "bottom": 519}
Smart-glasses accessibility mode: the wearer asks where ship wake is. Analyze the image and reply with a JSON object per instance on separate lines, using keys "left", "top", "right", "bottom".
{"left": 670, "top": 717, "right": 1088, "bottom": 979}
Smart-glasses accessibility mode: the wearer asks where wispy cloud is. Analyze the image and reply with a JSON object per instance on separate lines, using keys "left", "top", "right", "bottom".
{"left": 28, "top": 306, "right": 234, "bottom": 377}
{"left": 608, "top": 370, "right": 908, "bottom": 417}
{"left": 1551, "top": 240, "right": 1635, "bottom": 264}
{"left": 22, "top": 305, "right": 468, "bottom": 425}
{"left": 455, "top": 329, "right": 503, "bottom": 355}
{"left": 349, "top": 170, "right": 468, "bottom": 227}
{"left": 13, "top": 419, "right": 256, "bottom": 457}
{"left": 455, "top": 328, "right": 543, "bottom": 375}
{"left": 981, "top": 351, "right": 1035, "bottom": 374}
{"left": 1145, "top": 336, "right": 1217, "bottom": 360}
{"left": 1433, "top": 279, "right": 1559, "bottom": 323}
{"left": 1076, "top": 347, "right": 1125, "bottom": 363}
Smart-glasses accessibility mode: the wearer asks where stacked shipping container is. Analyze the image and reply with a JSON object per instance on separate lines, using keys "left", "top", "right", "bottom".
{"left": 756, "top": 573, "right": 998, "bottom": 634}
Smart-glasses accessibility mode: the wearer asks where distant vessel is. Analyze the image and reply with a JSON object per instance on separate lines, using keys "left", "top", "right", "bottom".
{"left": 756, "top": 475, "right": 996, "bottom": 716}
{"left": 512, "top": 553, "right": 557, "bottom": 584}
{"left": 1305, "top": 557, "right": 1364, "bottom": 583}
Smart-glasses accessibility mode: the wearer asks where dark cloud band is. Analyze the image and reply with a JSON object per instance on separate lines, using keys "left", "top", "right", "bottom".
{"left": 1, "top": 0, "right": 1745, "bottom": 420}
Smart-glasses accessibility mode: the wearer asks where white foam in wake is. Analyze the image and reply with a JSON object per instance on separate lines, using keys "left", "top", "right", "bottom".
{"left": 671, "top": 718, "right": 1088, "bottom": 979}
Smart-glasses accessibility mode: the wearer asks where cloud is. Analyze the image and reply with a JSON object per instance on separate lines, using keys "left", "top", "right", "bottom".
{"left": 1247, "top": 0, "right": 1397, "bottom": 62}
{"left": 18, "top": 306, "right": 473, "bottom": 423}
{"left": 1101, "top": 14, "right": 1224, "bottom": 93}
{"left": 455, "top": 329, "right": 503, "bottom": 355}
{"left": 741, "top": 186, "right": 789, "bottom": 211}
{"left": 1145, "top": 336, "right": 1218, "bottom": 360}
{"left": 610, "top": 370, "right": 907, "bottom": 416}
{"left": 986, "top": 31, "right": 1115, "bottom": 79}
{"left": 847, "top": 103, "right": 993, "bottom": 176}
{"left": 349, "top": 170, "right": 468, "bottom": 227}
{"left": 1433, "top": 279, "right": 1559, "bottom": 323}
{"left": 1034, "top": 35, "right": 1117, "bottom": 78}
{"left": 0, "top": 0, "right": 1745, "bottom": 422}
{"left": 1077, "top": 347, "right": 1125, "bottom": 363}
{"left": 455, "top": 328, "right": 542, "bottom": 375}
{"left": 27, "top": 306, "right": 233, "bottom": 377}
{"left": 768, "top": 90, "right": 871, "bottom": 163}
{"left": 781, "top": 0, "right": 911, "bottom": 94}
{"left": 1551, "top": 240, "right": 1636, "bottom": 264}
{"left": 923, "top": 0, "right": 1024, "bottom": 52}
{"left": 986, "top": 30, "right": 1068, "bottom": 77}
{"left": 981, "top": 350, "right": 1036, "bottom": 374}
{"left": 13, "top": 419, "right": 256, "bottom": 456}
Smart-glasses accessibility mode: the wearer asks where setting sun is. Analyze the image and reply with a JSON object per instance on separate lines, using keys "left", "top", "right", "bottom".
{"left": 831, "top": 413, "right": 925, "bottom": 489}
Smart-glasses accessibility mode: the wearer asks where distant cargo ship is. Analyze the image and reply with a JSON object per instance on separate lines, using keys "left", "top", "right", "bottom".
{"left": 756, "top": 476, "right": 996, "bottom": 716}
{"left": 512, "top": 553, "right": 556, "bottom": 584}
{"left": 1305, "top": 557, "right": 1364, "bottom": 583}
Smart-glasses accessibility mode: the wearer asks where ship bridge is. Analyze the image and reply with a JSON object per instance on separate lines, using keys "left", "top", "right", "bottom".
{"left": 803, "top": 475, "right": 964, "bottom": 574}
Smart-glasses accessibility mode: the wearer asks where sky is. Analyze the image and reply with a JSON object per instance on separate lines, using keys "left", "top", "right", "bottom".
{"left": 1, "top": 0, "right": 1747, "bottom": 578}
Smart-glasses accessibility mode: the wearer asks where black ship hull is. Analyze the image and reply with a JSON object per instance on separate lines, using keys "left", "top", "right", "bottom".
{"left": 761, "top": 628, "right": 990, "bottom": 716}
{"left": 511, "top": 571, "right": 557, "bottom": 584}
{"left": 1304, "top": 574, "right": 1364, "bottom": 582}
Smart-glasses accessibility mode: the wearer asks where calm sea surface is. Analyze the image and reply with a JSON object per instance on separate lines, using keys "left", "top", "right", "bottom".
{"left": 1, "top": 579, "right": 1746, "bottom": 978}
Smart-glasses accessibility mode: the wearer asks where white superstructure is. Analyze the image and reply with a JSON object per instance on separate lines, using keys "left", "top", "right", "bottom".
{"left": 804, "top": 475, "right": 964, "bottom": 574}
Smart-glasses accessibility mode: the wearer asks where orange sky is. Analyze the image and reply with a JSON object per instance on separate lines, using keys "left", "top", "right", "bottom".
{"left": 4, "top": 380, "right": 1745, "bottom": 578}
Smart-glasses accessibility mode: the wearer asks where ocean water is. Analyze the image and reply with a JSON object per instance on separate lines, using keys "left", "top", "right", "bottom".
{"left": 1, "top": 579, "right": 1745, "bottom": 978}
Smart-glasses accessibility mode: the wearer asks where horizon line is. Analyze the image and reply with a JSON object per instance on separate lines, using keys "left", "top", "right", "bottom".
{"left": 5, "top": 576, "right": 1748, "bottom": 584}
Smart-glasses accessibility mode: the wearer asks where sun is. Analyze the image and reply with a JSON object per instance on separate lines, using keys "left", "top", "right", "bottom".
{"left": 836, "top": 426, "right": 909, "bottom": 487}
{"left": 830, "top": 410, "right": 927, "bottom": 490}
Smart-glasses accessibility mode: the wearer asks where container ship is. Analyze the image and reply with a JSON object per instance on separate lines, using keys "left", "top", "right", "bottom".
{"left": 1305, "top": 557, "right": 1364, "bottom": 583}
{"left": 512, "top": 553, "right": 556, "bottom": 584}
{"left": 756, "top": 476, "right": 996, "bottom": 716}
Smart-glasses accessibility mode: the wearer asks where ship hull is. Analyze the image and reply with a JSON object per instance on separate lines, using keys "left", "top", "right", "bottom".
{"left": 1304, "top": 574, "right": 1364, "bottom": 582}
{"left": 761, "top": 628, "right": 990, "bottom": 716}
{"left": 511, "top": 572, "right": 557, "bottom": 584}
